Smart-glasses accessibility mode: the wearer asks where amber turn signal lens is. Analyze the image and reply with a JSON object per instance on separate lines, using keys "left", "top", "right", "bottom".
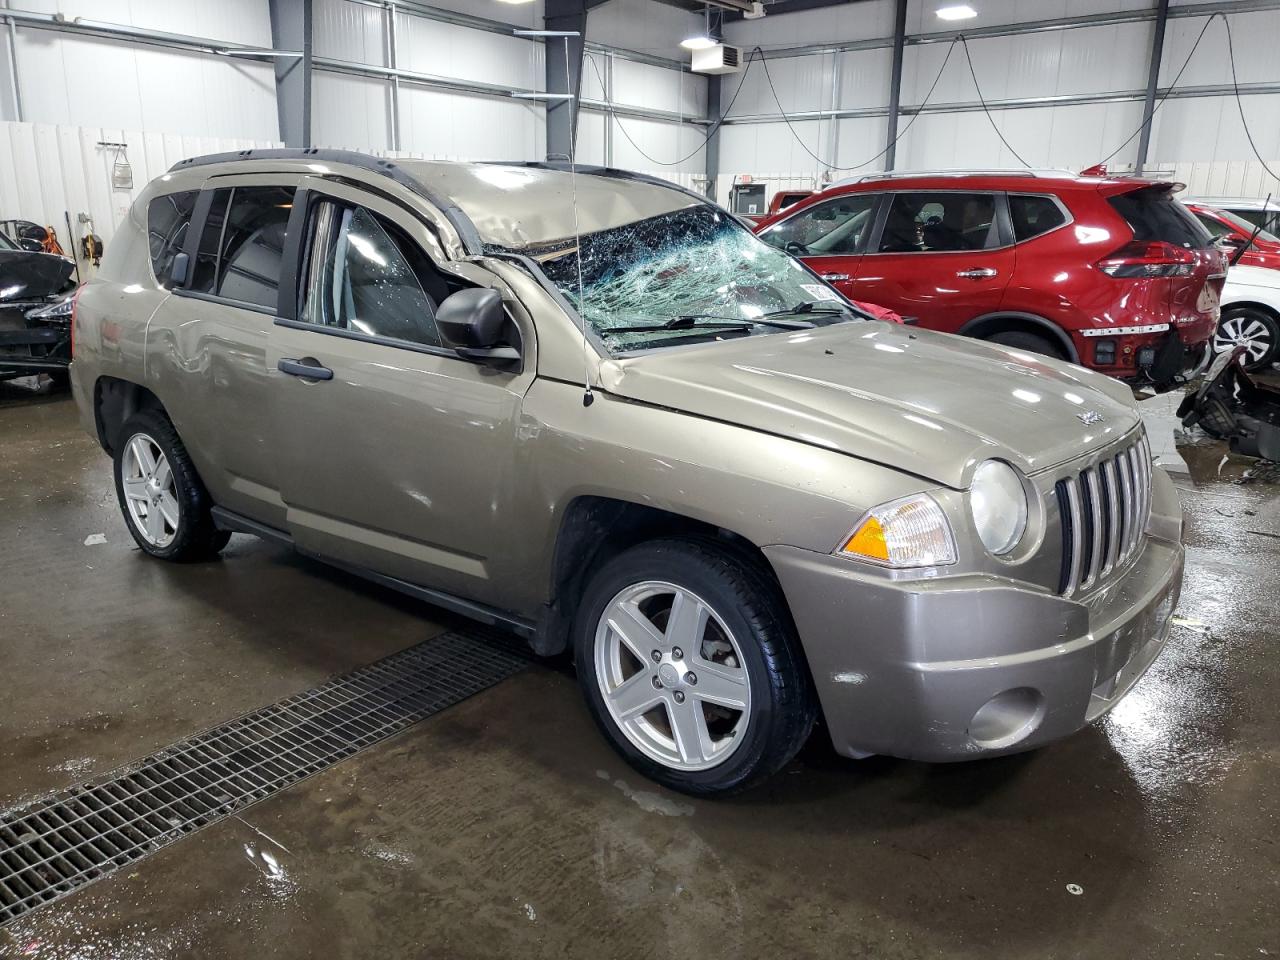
{"left": 842, "top": 516, "right": 889, "bottom": 562}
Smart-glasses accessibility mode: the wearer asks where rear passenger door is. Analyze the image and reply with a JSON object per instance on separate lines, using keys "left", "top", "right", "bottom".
{"left": 147, "top": 176, "right": 304, "bottom": 528}
{"left": 845, "top": 190, "right": 1014, "bottom": 332}
{"left": 267, "top": 179, "right": 534, "bottom": 605}
{"left": 756, "top": 193, "right": 879, "bottom": 299}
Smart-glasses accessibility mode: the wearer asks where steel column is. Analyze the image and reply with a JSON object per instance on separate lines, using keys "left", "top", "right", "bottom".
{"left": 883, "top": 0, "right": 907, "bottom": 171}
{"left": 1135, "top": 0, "right": 1169, "bottom": 174}
{"left": 268, "top": 0, "right": 312, "bottom": 148}
{"left": 544, "top": 0, "right": 592, "bottom": 162}
{"left": 387, "top": 2, "right": 401, "bottom": 151}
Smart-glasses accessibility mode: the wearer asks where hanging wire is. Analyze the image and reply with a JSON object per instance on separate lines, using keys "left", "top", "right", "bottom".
{"left": 957, "top": 35, "right": 1031, "bottom": 169}
{"left": 583, "top": 47, "right": 761, "bottom": 167}
{"left": 1220, "top": 12, "right": 1280, "bottom": 186}
{"left": 754, "top": 39, "right": 958, "bottom": 171}
{"left": 1095, "top": 12, "right": 1219, "bottom": 167}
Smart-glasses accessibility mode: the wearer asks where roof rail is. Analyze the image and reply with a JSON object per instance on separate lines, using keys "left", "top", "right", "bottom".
{"left": 830, "top": 168, "right": 1081, "bottom": 188}
{"left": 168, "top": 148, "right": 483, "bottom": 254}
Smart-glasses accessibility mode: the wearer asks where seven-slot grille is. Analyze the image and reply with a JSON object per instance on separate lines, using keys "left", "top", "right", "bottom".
{"left": 1055, "top": 431, "right": 1153, "bottom": 596}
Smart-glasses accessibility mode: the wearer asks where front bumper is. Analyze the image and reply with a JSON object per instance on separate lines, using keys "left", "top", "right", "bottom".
{"left": 765, "top": 489, "right": 1185, "bottom": 763}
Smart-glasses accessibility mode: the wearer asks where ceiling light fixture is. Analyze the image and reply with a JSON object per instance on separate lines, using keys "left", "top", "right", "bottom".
{"left": 936, "top": 4, "right": 978, "bottom": 20}
{"left": 681, "top": 3, "right": 717, "bottom": 51}
{"left": 494, "top": 0, "right": 535, "bottom": 5}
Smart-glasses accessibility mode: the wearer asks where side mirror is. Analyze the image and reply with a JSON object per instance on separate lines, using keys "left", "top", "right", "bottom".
{"left": 18, "top": 238, "right": 43, "bottom": 252}
{"left": 1217, "top": 235, "right": 1247, "bottom": 250}
{"left": 436, "top": 288, "right": 520, "bottom": 364}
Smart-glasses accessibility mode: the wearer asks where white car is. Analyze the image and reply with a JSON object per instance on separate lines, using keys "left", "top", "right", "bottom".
{"left": 1219, "top": 263, "right": 1280, "bottom": 371}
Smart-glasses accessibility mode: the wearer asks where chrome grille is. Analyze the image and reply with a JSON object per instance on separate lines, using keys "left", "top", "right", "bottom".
{"left": 1055, "top": 432, "right": 1152, "bottom": 596}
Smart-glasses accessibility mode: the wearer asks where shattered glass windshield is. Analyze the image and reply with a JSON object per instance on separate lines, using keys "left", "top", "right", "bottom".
{"left": 505, "top": 205, "right": 858, "bottom": 352}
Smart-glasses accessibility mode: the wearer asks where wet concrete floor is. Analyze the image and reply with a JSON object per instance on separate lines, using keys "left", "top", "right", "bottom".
{"left": 0, "top": 383, "right": 1276, "bottom": 959}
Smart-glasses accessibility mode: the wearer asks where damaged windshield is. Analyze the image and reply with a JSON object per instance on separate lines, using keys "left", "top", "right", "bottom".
{"left": 506, "top": 205, "right": 858, "bottom": 352}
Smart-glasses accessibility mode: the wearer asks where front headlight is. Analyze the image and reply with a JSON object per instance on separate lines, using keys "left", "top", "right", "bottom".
{"left": 26, "top": 295, "right": 74, "bottom": 322}
{"left": 969, "top": 460, "right": 1028, "bottom": 556}
{"left": 838, "top": 494, "right": 956, "bottom": 568}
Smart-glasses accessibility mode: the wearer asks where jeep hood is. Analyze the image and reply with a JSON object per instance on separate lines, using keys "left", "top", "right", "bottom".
{"left": 601, "top": 322, "right": 1141, "bottom": 489}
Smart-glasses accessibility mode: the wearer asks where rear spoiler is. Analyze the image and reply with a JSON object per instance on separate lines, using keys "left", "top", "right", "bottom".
{"left": 1078, "top": 164, "right": 1185, "bottom": 194}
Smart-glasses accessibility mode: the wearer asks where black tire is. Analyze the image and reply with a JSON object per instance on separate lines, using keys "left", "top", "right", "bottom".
{"left": 1215, "top": 306, "right": 1279, "bottom": 372}
{"left": 573, "top": 538, "right": 817, "bottom": 796}
{"left": 112, "top": 409, "right": 230, "bottom": 561}
{"left": 986, "top": 328, "right": 1068, "bottom": 361}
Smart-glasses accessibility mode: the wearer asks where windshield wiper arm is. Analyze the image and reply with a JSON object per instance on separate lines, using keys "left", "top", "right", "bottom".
{"left": 667, "top": 312, "right": 814, "bottom": 329}
{"left": 760, "top": 301, "right": 853, "bottom": 320}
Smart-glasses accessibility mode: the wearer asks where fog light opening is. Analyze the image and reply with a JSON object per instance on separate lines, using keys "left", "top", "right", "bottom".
{"left": 968, "top": 687, "right": 1046, "bottom": 750}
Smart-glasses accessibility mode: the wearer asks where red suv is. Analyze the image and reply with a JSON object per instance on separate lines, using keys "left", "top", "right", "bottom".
{"left": 753, "top": 171, "right": 1225, "bottom": 384}
{"left": 1184, "top": 201, "right": 1280, "bottom": 271}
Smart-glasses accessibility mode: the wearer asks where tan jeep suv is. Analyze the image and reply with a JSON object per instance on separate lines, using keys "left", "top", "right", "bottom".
{"left": 70, "top": 150, "right": 1185, "bottom": 795}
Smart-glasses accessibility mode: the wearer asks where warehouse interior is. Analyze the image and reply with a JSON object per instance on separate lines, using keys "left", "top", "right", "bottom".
{"left": 0, "top": 0, "right": 1278, "bottom": 957}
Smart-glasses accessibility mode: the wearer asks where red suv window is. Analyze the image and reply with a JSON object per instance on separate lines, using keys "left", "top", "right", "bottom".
{"left": 1008, "top": 194, "right": 1068, "bottom": 242}
{"left": 877, "top": 192, "right": 998, "bottom": 253}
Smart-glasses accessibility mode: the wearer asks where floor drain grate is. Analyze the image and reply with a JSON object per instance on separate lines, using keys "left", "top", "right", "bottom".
{"left": 0, "top": 629, "right": 530, "bottom": 926}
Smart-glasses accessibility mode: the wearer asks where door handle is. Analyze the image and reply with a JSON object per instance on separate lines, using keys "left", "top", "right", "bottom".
{"left": 278, "top": 357, "right": 333, "bottom": 381}
{"left": 956, "top": 267, "right": 998, "bottom": 279}
{"left": 819, "top": 273, "right": 850, "bottom": 282}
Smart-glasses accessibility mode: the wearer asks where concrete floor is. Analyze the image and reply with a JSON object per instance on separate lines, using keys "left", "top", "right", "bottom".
{"left": 0, "top": 381, "right": 1276, "bottom": 960}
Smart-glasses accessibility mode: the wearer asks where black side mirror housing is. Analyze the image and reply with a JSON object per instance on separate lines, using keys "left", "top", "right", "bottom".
{"left": 169, "top": 252, "right": 190, "bottom": 286}
{"left": 436, "top": 288, "right": 520, "bottom": 364}
{"left": 18, "top": 238, "right": 43, "bottom": 253}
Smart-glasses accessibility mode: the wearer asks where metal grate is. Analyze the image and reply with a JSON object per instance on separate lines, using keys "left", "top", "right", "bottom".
{"left": 1055, "top": 431, "right": 1153, "bottom": 596}
{"left": 0, "top": 629, "right": 530, "bottom": 926}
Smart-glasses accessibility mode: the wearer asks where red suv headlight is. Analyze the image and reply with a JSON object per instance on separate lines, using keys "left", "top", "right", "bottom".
{"left": 1096, "top": 241, "right": 1196, "bottom": 278}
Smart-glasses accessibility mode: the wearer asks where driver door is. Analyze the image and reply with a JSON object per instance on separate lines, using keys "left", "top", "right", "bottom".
{"left": 267, "top": 178, "right": 535, "bottom": 605}
{"left": 756, "top": 192, "right": 881, "bottom": 299}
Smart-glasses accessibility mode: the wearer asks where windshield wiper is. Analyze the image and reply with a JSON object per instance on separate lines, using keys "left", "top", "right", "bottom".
{"left": 609, "top": 313, "right": 814, "bottom": 334}
{"left": 760, "top": 301, "right": 853, "bottom": 320}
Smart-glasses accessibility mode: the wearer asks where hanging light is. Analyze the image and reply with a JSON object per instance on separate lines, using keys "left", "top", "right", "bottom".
{"left": 681, "top": 4, "right": 717, "bottom": 50}
{"left": 935, "top": 4, "right": 978, "bottom": 20}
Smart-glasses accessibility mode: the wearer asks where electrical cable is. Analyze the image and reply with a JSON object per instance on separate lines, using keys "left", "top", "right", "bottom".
{"left": 957, "top": 35, "right": 1031, "bottom": 169}
{"left": 582, "top": 47, "right": 761, "bottom": 167}
{"left": 1221, "top": 13, "right": 1280, "bottom": 185}
{"left": 753, "top": 39, "right": 958, "bottom": 171}
{"left": 1094, "top": 12, "right": 1219, "bottom": 167}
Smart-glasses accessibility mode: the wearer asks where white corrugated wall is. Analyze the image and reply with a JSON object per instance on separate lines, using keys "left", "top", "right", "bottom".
{"left": 0, "top": 120, "right": 280, "bottom": 273}
{"left": 718, "top": 0, "right": 1280, "bottom": 205}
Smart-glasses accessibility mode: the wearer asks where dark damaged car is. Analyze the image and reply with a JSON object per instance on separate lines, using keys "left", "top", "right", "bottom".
{"left": 0, "top": 229, "right": 77, "bottom": 383}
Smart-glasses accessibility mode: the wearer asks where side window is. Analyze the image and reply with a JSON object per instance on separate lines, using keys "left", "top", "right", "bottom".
{"left": 1194, "top": 213, "right": 1231, "bottom": 240}
{"left": 299, "top": 201, "right": 448, "bottom": 348}
{"left": 758, "top": 194, "right": 877, "bottom": 256}
{"left": 878, "top": 192, "right": 997, "bottom": 253}
{"left": 190, "top": 185, "right": 295, "bottom": 309}
{"left": 1009, "top": 195, "right": 1068, "bottom": 242}
{"left": 147, "top": 190, "right": 198, "bottom": 284}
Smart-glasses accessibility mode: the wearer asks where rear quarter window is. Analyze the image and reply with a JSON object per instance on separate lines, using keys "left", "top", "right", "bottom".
{"left": 1009, "top": 194, "right": 1068, "bottom": 242}
{"left": 147, "top": 190, "right": 199, "bottom": 285}
{"left": 1108, "top": 188, "right": 1212, "bottom": 249}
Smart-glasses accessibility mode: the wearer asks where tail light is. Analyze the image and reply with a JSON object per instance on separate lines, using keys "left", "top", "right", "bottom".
{"left": 1096, "top": 241, "right": 1196, "bottom": 278}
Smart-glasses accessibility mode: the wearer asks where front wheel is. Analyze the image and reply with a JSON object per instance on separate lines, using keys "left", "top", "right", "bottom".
{"left": 1214, "top": 306, "right": 1278, "bottom": 371}
{"left": 574, "top": 539, "right": 817, "bottom": 796}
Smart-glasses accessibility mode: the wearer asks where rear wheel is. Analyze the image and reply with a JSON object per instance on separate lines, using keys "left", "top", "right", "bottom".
{"left": 1214, "top": 306, "right": 1278, "bottom": 371}
{"left": 113, "top": 409, "right": 230, "bottom": 561}
{"left": 574, "top": 538, "right": 816, "bottom": 796}
{"left": 986, "top": 328, "right": 1067, "bottom": 361}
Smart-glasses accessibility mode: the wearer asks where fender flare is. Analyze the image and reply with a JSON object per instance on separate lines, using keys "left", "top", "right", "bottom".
{"left": 957, "top": 311, "right": 1079, "bottom": 363}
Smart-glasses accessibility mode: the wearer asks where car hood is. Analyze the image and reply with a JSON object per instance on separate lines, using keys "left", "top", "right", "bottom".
{"left": 0, "top": 250, "right": 75, "bottom": 302}
{"left": 600, "top": 322, "right": 1140, "bottom": 489}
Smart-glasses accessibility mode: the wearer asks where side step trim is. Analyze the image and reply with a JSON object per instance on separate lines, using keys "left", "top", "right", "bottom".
{"left": 209, "top": 506, "right": 536, "bottom": 639}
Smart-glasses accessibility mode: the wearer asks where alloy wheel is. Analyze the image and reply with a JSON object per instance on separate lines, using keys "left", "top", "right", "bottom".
{"left": 121, "top": 433, "right": 180, "bottom": 548}
{"left": 594, "top": 581, "right": 751, "bottom": 772}
{"left": 1214, "top": 313, "right": 1274, "bottom": 365}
